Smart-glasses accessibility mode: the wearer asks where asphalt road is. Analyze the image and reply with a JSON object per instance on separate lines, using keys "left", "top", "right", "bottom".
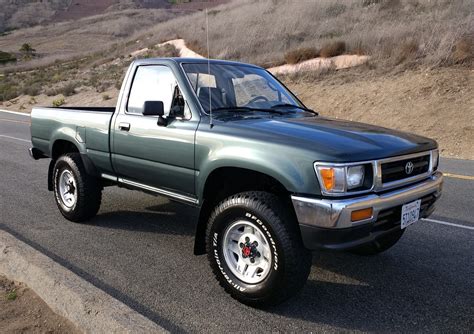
{"left": 1, "top": 110, "right": 473, "bottom": 333}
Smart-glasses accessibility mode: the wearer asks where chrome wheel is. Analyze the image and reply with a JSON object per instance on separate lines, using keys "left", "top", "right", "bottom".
{"left": 222, "top": 220, "right": 272, "bottom": 284}
{"left": 58, "top": 169, "right": 77, "bottom": 208}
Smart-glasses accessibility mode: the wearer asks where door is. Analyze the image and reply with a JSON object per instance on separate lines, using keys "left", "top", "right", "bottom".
{"left": 111, "top": 65, "right": 198, "bottom": 198}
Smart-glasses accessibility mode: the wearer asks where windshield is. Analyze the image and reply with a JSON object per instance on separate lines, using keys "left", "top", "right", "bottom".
{"left": 182, "top": 63, "right": 305, "bottom": 114}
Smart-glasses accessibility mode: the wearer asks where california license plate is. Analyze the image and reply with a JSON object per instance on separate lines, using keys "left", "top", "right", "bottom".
{"left": 401, "top": 199, "right": 421, "bottom": 229}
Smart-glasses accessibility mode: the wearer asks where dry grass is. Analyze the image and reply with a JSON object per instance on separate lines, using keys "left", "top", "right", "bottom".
{"left": 0, "top": 8, "right": 179, "bottom": 69}
{"left": 186, "top": 40, "right": 207, "bottom": 57}
{"left": 284, "top": 67, "right": 474, "bottom": 159}
{"left": 320, "top": 41, "right": 346, "bottom": 58}
{"left": 284, "top": 47, "right": 320, "bottom": 65}
{"left": 147, "top": 0, "right": 473, "bottom": 67}
{"left": 2, "top": 0, "right": 472, "bottom": 73}
{"left": 451, "top": 35, "right": 473, "bottom": 65}
{"left": 1, "top": 0, "right": 473, "bottom": 103}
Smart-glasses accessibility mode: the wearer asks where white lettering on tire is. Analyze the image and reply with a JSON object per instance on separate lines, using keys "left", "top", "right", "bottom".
{"left": 213, "top": 233, "right": 246, "bottom": 292}
{"left": 245, "top": 212, "right": 278, "bottom": 271}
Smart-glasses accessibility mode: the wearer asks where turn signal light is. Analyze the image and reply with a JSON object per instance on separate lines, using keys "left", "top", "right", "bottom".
{"left": 320, "top": 168, "right": 335, "bottom": 191}
{"left": 351, "top": 208, "right": 373, "bottom": 222}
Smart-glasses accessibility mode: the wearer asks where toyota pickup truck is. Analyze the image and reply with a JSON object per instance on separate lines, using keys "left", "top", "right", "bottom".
{"left": 30, "top": 58, "right": 443, "bottom": 306}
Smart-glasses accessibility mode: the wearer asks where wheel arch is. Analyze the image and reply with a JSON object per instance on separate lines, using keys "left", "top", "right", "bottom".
{"left": 48, "top": 139, "right": 99, "bottom": 191}
{"left": 194, "top": 166, "right": 295, "bottom": 255}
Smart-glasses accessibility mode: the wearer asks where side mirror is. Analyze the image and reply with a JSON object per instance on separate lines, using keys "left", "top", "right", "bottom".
{"left": 142, "top": 101, "right": 168, "bottom": 126}
{"left": 142, "top": 101, "right": 164, "bottom": 116}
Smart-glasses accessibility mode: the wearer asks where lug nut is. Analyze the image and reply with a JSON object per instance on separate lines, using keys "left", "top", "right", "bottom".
{"left": 250, "top": 258, "right": 255, "bottom": 263}
{"left": 245, "top": 237, "right": 250, "bottom": 242}
{"left": 239, "top": 242, "right": 244, "bottom": 248}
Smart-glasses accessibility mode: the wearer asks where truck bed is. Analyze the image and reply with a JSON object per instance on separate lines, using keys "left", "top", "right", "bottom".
{"left": 31, "top": 106, "right": 115, "bottom": 174}
{"left": 49, "top": 106, "right": 116, "bottom": 113}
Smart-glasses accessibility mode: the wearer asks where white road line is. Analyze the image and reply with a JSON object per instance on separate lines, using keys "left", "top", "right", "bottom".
{"left": 422, "top": 218, "right": 474, "bottom": 230}
{"left": 0, "top": 109, "right": 30, "bottom": 117}
{"left": 0, "top": 135, "right": 30, "bottom": 143}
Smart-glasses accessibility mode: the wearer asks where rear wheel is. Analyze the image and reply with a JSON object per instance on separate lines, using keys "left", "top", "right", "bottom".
{"left": 53, "top": 153, "right": 102, "bottom": 222}
{"left": 349, "top": 229, "right": 405, "bottom": 256}
{"left": 206, "top": 191, "right": 311, "bottom": 307}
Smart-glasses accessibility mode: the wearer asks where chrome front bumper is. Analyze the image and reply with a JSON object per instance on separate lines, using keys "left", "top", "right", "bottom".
{"left": 291, "top": 172, "right": 443, "bottom": 229}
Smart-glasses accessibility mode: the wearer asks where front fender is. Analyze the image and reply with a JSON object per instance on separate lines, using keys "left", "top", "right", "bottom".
{"left": 196, "top": 144, "right": 321, "bottom": 200}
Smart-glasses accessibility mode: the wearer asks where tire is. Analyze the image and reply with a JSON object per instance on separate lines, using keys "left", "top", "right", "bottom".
{"left": 53, "top": 153, "right": 102, "bottom": 222}
{"left": 206, "top": 191, "right": 311, "bottom": 307}
{"left": 349, "top": 229, "right": 405, "bottom": 256}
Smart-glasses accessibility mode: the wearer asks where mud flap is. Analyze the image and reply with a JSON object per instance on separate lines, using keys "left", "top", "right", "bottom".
{"left": 47, "top": 160, "right": 55, "bottom": 191}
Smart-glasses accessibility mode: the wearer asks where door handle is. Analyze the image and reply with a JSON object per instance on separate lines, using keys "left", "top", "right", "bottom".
{"left": 118, "top": 122, "right": 131, "bottom": 131}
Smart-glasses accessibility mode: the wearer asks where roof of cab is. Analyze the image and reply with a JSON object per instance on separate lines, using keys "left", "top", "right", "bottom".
{"left": 132, "top": 57, "right": 262, "bottom": 69}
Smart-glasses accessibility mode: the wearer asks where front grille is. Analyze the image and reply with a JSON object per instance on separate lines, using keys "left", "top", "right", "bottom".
{"left": 381, "top": 154, "right": 430, "bottom": 184}
{"left": 372, "top": 193, "right": 437, "bottom": 233}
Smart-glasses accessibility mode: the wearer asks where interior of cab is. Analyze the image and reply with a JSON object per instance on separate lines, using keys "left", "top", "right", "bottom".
{"left": 182, "top": 63, "right": 298, "bottom": 113}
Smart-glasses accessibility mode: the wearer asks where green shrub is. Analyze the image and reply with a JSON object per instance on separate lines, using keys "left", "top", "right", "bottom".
{"left": 6, "top": 290, "right": 17, "bottom": 301}
{"left": 0, "top": 83, "right": 20, "bottom": 101}
{"left": 52, "top": 97, "right": 65, "bottom": 107}
{"left": 0, "top": 51, "right": 16, "bottom": 64}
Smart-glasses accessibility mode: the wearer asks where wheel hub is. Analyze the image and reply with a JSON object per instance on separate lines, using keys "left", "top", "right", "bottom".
{"left": 240, "top": 237, "right": 261, "bottom": 263}
{"left": 58, "top": 170, "right": 77, "bottom": 208}
{"left": 222, "top": 220, "right": 272, "bottom": 284}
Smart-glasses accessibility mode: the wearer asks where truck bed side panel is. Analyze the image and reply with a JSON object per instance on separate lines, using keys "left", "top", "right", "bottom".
{"left": 31, "top": 107, "right": 114, "bottom": 174}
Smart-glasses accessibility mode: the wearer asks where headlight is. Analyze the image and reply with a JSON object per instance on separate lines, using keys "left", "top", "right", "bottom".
{"left": 347, "top": 165, "right": 365, "bottom": 189}
{"left": 431, "top": 149, "right": 439, "bottom": 171}
{"left": 315, "top": 163, "right": 372, "bottom": 195}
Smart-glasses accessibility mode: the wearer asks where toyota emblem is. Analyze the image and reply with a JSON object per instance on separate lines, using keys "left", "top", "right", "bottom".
{"left": 405, "top": 161, "right": 414, "bottom": 174}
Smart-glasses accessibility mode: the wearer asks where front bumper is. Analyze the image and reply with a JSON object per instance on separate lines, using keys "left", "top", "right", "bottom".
{"left": 291, "top": 172, "right": 443, "bottom": 250}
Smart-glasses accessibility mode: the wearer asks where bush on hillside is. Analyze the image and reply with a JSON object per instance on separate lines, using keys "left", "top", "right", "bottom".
{"left": 284, "top": 47, "right": 320, "bottom": 64}
{"left": 59, "top": 82, "right": 78, "bottom": 96}
{"left": 451, "top": 35, "right": 473, "bottom": 65}
{"left": 395, "top": 40, "right": 419, "bottom": 64}
{"left": 52, "top": 97, "right": 65, "bottom": 107}
{"left": 0, "top": 51, "right": 17, "bottom": 64}
{"left": 21, "top": 83, "right": 41, "bottom": 96}
{"left": 320, "top": 41, "right": 346, "bottom": 58}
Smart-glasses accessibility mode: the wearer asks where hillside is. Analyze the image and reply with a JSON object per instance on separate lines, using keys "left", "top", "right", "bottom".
{"left": 0, "top": 0, "right": 227, "bottom": 32}
{"left": 0, "top": 0, "right": 472, "bottom": 159}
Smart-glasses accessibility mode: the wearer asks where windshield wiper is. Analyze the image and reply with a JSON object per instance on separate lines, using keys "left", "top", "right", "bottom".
{"left": 270, "top": 103, "right": 317, "bottom": 114}
{"left": 211, "top": 106, "right": 284, "bottom": 114}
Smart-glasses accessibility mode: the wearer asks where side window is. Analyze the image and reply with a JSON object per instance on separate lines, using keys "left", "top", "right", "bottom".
{"left": 127, "top": 65, "right": 177, "bottom": 116}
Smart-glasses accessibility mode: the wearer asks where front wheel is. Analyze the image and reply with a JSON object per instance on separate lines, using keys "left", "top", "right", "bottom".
{"left": 206, "top": 191, "right": 311, "bottom": 307}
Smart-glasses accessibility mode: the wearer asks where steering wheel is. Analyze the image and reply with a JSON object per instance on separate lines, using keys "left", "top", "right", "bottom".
{"left": 247, "top": 95, "right": 269, "bottom": 105}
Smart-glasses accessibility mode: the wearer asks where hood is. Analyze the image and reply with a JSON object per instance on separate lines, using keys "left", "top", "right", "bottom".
{"left": 216, "top": 115, "right": 437, "bottom": 162}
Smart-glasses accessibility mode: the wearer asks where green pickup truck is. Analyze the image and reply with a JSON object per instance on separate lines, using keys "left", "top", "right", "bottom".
{"left": 30, "top": 58, "right": 443, "bottom": 306}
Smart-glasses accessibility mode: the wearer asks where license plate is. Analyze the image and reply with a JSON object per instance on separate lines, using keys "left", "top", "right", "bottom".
{"left": 401, "top": 199, "right": 421, "bottom": 229}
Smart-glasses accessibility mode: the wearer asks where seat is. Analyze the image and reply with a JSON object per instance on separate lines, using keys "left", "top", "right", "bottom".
{"left": 198, "top": 87, "right": 225, "bottom": 112}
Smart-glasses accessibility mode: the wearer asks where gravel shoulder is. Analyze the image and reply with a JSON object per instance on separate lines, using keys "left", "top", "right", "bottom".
{"left": 0, "top": 275, "right": 81, "bottom": 334}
